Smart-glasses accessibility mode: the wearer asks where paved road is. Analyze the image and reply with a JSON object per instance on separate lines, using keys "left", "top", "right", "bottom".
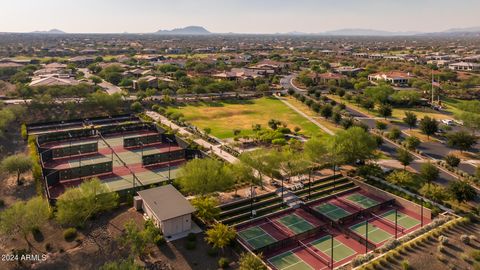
{"left": 281, "top": 74, "right": 474, "bottom": 187}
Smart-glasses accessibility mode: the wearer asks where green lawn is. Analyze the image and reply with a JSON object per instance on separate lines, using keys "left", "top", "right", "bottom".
{"left": 166, "top": 97, "right": 325, "bottom": 139}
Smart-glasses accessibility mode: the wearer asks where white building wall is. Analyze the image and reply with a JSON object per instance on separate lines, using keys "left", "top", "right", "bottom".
{"left": 161, "top": 214, "right": 192, "bottom": 236}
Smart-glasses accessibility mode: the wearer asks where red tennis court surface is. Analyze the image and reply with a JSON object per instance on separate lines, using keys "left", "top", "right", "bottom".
{"left": 236, "top": 187, "right": 431, "bottom": 270}
{"left": 44, "top": 130, "right": 186, "bottom": 199}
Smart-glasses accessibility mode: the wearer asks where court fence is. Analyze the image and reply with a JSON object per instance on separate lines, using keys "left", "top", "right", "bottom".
{"left": 45, "top": 161, "right": 113, "bottom": 185}
{"left": 124, "top": 134, "right": 162, "bottom": 148}
{"left": 142, "top": 149, "right": 186, "bottom": 166}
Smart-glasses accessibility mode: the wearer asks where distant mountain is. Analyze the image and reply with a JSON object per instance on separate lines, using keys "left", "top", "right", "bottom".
{"left": 443, "top": 26, "right": 480, "bottom": 33}
{"left": 31, "top": 29, "right": 66, "bottom": 34}
{"left": 321, "top": 28, "right": 420, "bottom": 36}
{"left": 154, "top": 26, "right": 211, "bottom": 35}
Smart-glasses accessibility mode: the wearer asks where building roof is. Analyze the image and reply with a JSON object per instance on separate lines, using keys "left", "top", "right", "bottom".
{"left": 137, "top": 185, "right": 194, "bottom": 221}
{"left": 369, "top": 71, "right": 413, "bottom": 80}
{"left": 29, "top": 76, "right": 79, "bottom": 87}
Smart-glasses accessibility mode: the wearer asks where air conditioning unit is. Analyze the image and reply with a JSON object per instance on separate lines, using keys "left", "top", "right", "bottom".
{"left": 133, "top": 196, "right": 143, "bottom": 210}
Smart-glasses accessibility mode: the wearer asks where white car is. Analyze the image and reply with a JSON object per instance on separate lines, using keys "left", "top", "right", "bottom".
{"left": 441, "top": 119, "right": 454, "bottom": 126}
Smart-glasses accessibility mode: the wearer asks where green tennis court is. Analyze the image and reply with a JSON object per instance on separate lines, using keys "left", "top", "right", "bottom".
{"left": 350, "top": 222, "right": 393, "bottom": 244}
{"left": 103, "top": 166, "right": 180, "bottom": 192}
{"left": 238, "top": 226, "right": 277, "bottom": 250}
{"left": 268, "top": 251, "right": 313, "bottom": 270}
{"left": 308, "top": 235, "right": 356, "bottom": 263}
{"left": 277, "top": 214, "right": 315, "bottom": 234}
{"left": 314, "top": 203, "right": 351, "bottom": 221}
{"left": 380, "top": 210, "right": 420, "bottom": 230}
{"left": 345, "top": 193, "right": 379, "bottom": 209}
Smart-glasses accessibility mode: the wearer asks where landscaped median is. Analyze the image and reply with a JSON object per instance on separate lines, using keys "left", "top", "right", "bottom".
{"left": 352, "top": 215, "right": 474, "bottom": 270}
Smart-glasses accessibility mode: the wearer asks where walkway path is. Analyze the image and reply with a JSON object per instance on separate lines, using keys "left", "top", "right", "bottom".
{"left": 274, "top": 95, "right": 335, "bottom": 136}
{"left": 146, "top": 111, "right": 239, "bottom": 163}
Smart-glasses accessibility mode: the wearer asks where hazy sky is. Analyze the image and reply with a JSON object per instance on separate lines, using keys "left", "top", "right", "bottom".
{"left": 1, "top": 0, "right": 479, "bottom": 33}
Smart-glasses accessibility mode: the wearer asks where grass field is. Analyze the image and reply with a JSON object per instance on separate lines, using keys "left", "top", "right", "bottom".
{"left": 166, "top": 97, "right": 325, "bottom": 139}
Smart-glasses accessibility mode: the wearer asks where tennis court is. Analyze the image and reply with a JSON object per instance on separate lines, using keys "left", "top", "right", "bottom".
{"left": 238, "top": 226, "right": 278, "bottom": 250}
{"left": 268, "top": 251, "right": 314, "bottom": 270}
{"left": 313, "top": 203, "right": 351, "bottom": 221}
{"left": 380, "top": 210, "right": 420, "bottom": 230}
{"left": 344, "top": 193, "right": 379, "bottom": 209}
{"left": 350, "top": 221, "right": 393, "bottom": 244}
{"left": 276, "top": 214, "right": 315, "bottom": 234}
{"left": 307, "top": 235, "right": 356, "bottom": 263}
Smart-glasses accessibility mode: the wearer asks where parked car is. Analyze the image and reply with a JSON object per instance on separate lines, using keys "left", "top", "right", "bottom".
{"left": 441, "top": 119, "right": 454, "bottom": 126}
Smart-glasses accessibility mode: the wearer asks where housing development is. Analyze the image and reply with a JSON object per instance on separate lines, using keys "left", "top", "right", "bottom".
{"left": 0, "top": 2, "right": 480, "bottom": 270}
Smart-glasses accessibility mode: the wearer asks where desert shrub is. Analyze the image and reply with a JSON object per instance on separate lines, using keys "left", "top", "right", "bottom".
{"left": 351, "top": 253, "right": 375, "bottom": 267}
{"left": 218, "top": 257, "right": 230, "bottom": 268}
{"left": 471, "top": 250, "right": 480, "bottom": 261}
{"left": 63, "top": 228, "right": 77, "bottom": 241}
{"left": 437, "top": 244, "right": 446, "bottom": 253}
{"left": 437, "top": 254, "right": 447, "bottom": 263}
{"left": 45, "top": 243, "right": 52, "bottom": 252}
{"left": 460, "top": 234, "right": 470, "bottom": 244}
{"left": 380, "top": 239, "right": 400, "bottom": 252}
{"left": 401, "top": 260, "right": 410, "bottom": 270}
{"left": 439, "top": 235, "right": 449, "bottom": 245}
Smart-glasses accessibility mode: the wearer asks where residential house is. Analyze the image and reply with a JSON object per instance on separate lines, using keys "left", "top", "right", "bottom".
{"left": 368, "top": 71, "right": 413, "bottom": 86}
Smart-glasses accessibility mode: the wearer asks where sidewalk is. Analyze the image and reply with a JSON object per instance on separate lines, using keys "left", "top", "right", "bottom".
{"left": 146, "top": 111, "right": 239, "bottom": 163}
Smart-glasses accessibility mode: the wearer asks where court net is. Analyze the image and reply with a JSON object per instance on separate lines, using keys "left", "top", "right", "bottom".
{"left": 371, "top": 212, "right": 405, "bottom": 234}
{"left": 299, "top": 240, "right": 331, "bottom": 268}
{"left": 266, "top": 217, "right": 292, "bottom": 237}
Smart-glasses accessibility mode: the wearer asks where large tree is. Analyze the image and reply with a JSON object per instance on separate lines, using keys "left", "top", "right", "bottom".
{"left": 396, "top": 148, "right": 414, "bottom": 170}
{"left": 1, "top": 154, "right": 32, "bottom": 185}
{"left": 176, "top": 158, "right": 234, "bottom": 195}
{"left": 0, "top": 196, "right": 50, "bottom": 250}
{"left": 448, "top": 181, "right": 476, "bottom": 203}
{"left": 191, "top": 196, "right": 220, "bottom": 224}
{"left": 55, "top": 178, "right": 119, "bottom": 226}
{"left": 332, "top": 127, "right": 378, "bottom": 164}
{"left": 419, "top": 116, "right": 438, "bottom": 139}
{"left": 420, "top": 162, "right": 439, "bottom": 188}
{"left": 403, "top": 112, "right": 417, "bottom": 130}
{"left": 446, "top": 130, "right": 477, "bottom": 152}
{"left": 205, "top": 223, "right": 236, "bottom": 254}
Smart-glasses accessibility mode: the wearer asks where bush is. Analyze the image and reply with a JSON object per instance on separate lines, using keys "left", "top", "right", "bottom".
{"left": 351, "top": 253, "right": 375, "bottom": 267}
{"left": 438, "top": 235, "right": 449, "bottom": 245}
{"left": 387, "top": 127, "right": 401, "bottom": 140}
{"left": 437, "top": 244, "right": 445, "bottom": 253}
{"left": 445, "top": 154, "right": 461, "bottom": 167}
{"left": 471, "top": 250, "right": 480, "bottom": 261}
{"left": 63, "top": 228, "right": 77, "bottom": 241}
{"left": 185, "top": 240, "right": 196, "bottom": 250}
{"left": 45, "top": 243, "right": 52, "bottom": 252}
{"left": 0, "top": 199, "right": 4, "bottom": 207}
{"left": 380, "top": 239, "right": 400, "bottom": 252}
{"left": 460, "top": 234, "right": 470, "bottom": 244}
{"left": 218, "top": 257, "right": 230, "bottom": 268}
{"left": 376, "top": 121, "right": 387, "bottom": 130}
{"left": 401, "top": 260, "right": 410, "bottom": 270}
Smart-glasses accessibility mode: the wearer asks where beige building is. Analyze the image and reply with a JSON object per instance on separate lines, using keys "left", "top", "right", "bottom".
{"left": 136, "top": 185, "right": 195, "bottom": 238}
